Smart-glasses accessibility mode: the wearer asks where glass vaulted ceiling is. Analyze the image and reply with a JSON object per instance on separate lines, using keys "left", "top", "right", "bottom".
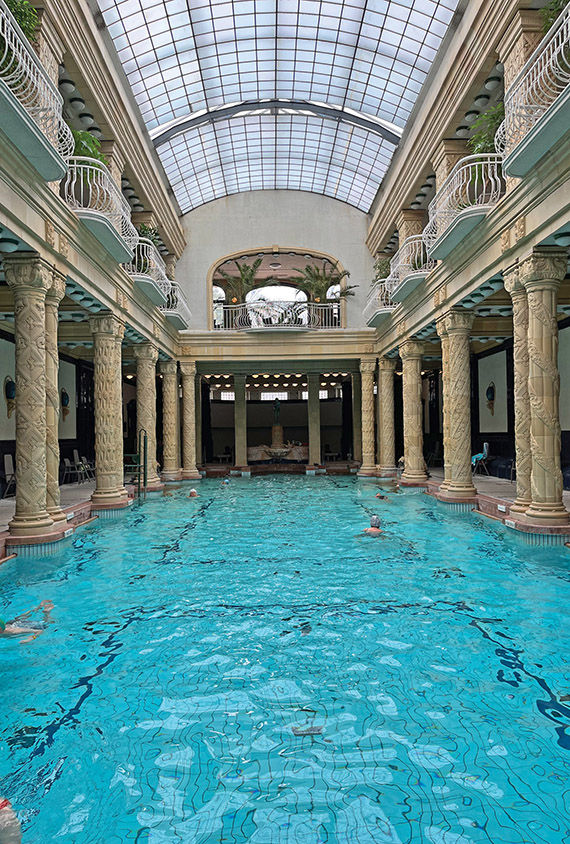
{"left": 98, "top": 0, "right": 459, "bottom": 213}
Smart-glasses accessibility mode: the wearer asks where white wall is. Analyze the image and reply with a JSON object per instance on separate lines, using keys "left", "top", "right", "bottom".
{"left": 478, "top": 350, "right": 508, "bottom": 433}
{"left": 0, "top": 336, "right": 16, "bottom": 441}
{"left": 58, "top": 359, "right": 77, "bottom": 440}
{"left": 559, "top": 325, "right": 570, "bottom": 429}
{"left": 177, "top": 190, "right": 374, "bottom": 329}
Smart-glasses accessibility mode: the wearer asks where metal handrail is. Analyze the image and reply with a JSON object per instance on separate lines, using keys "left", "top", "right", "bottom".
{"left": 62, "top": 156, "right": 138, "bottom": 251}
{"left": 124, "top": 238, "right": 171, "bottom": 298}
{"left": 497, "top": 5, "right": 570, "bottom": 157}
{"left": 213, "top": 300, "right": 342, "bottom": 330}
{"left": 423, "top": 154, "right": 505, "bottom": 249}
{"left": 363, "top": 277, "right": 398, "bottom": 323}
{"left": 389, "top": 235, "right": 436, "bottom": 284}
{"left": 0, "top": 0, "right": 73, "bottom": 158}
{"left": 160, "top": 281, "right": 192, "bottom": 325}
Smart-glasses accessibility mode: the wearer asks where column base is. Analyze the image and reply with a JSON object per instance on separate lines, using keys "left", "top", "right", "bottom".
{"left": 376, "top": 465, "right": 397, "bottom": 479}
{"left": 400, "top": 472, "right": 428, "bottom": 486}
{"left": 508, "top": 498, "right": 532, "bottom": 514}
{"left": 437, "top": 483, "right": 477, "bottom": 501}
{"left": 181, "top": 468, "right": 202, "bottom": 480}
{"left": 47, "top": 507, "right": 67, "bottom": 524}
{"left": 91, "top": 488, "right": 130, "bottom": 510}
{"left": 357, "top": 464, "right": 377, "bottom": 477}
{"left": 161, "top": 469, "right": 183, "bottom": 481}
{"left": 8, "top": 511, "right": 54, "bottom": 537}
{"left": 519, "top": 502, "right": 570, "bottom": 527}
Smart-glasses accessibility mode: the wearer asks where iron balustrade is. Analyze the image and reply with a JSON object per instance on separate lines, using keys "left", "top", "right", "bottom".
{"left": 423, "top": 154, "right": 505, "bottom": 250}
{"left": 123, "top": 238, "right": 171, "bottom": 298}
{"left": 389, "top": 235, "right": 436, "bottom": 286}
{"left": 62, "top": 156, "right": 138, "bottom": 251}
{"left": 496, "top": 6, "right": 570, "bottom": 158}
{"left": 0, "top": 0, "right": 73, "bottom": 158}
{"left": 160, "top": 281, "right": 192, "bottom": 325}
{"left": 363, "top": 278, "right": 398, "bottom": 324}
{"left": 213, "top": 300, "right": 342, "bottom": 330}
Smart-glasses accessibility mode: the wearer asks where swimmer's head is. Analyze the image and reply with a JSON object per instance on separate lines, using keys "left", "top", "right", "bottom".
{"left": 222, "top": 478, "right": 229, "bottom": 484}
{"left": 0, "top": 619, "right": 5, "bottom": 633}
{"left": 370, "top": 515, "right": 381, "bottom": 529}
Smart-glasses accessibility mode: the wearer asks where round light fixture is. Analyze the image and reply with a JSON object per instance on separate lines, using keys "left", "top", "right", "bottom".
{"left": 129, "top": 194, "right": 139, "bottom": 205}
{"left": 269, "top": 262, "right": 281, "bottom": 269}
{"left": 553, "top": 231, "right": 570, "bottom": 247}
{"left": 410, "top": 201, "right": 421, "bottom": 208}
{"left": 0, "top": 235, "right": 20, "bottom": 252}
{"left": 78, "top": 112, "right": 94, "bottom": 128}
{"left": 69, "top": 96, "right": 85, "bottom": 113}
{"left": 455, "top": 125, "right": 469, "bottom": 137}
{"left": 474, "top": 94, "right": 490, "bottom": 109}
{"left": 464, "top": 110, "right": 479, "bottom": 124}
{"left": 58, "top": 78, "right": 75, "bottom": 95}
{"left": 123, "top": 186, "right": 135, "bottom": 198}
{"left": 89, "top": 127, "right": 103, "bottom": 139}
{"left": 132, "top": 203, "right": 144, "bottom": 212}
{"left": 484, "top": 76, "right": 500, "bottom": 91}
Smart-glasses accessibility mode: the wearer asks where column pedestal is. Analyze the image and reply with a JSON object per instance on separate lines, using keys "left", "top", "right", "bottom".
{"left": 160, "top": 360, "right": 182, "bottom": 480}
{"left": 435, "top": 317, "right": 451, "bottom": 491}
{"left": 376, "top": 357, "right": 397, "bottom": 478}
{"left": 400, "top": 340, "right": 428, "bottom": 485}
{"left": 181, "top": 362, "right": 201, "bottom": 480}
{"left": 358, "top": 358, "right": 377, "bottom": 476}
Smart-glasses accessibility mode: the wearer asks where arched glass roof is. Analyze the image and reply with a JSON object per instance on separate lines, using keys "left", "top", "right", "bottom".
{"left": 98, "top": 0, "right": 459, "bottom": 212}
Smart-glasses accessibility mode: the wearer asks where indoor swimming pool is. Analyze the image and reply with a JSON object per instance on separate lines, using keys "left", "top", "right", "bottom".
{"left": 0, "top": 476, "right": 569, "bottom": 843}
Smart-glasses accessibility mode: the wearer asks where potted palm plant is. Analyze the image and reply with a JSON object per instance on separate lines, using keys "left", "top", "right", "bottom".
{"left": 294, "top": 262, "right": 356, "bottom": 327}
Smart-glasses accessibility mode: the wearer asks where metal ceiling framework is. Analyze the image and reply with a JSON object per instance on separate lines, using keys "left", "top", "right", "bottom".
{"left": 97, "top": 0, "right": 459, "bottom": 213}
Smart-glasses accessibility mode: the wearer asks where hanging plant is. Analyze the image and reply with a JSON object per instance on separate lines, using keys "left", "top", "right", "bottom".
{"left": 137, "top": 223, "right": 161, "bottom": 248}
{"left": 71, "top": 128, "right": 108, "bottom": 165}
{"left": 467, "top": 103, "right": 505, "bottom": 155}
{"left": 373, "top": 256, "right": 391, "bottom": 283}
{"left": 5, "top": 0, "right": 38, "bottom": 42}
{"left": 540, "top": 0, "right": 569, "bottom": 32}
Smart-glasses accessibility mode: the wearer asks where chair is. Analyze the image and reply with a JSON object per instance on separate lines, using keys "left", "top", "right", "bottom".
{"left": 81, "top": 455, "right": 95, "bottom": 480}
{"left": 73, "top": 449, "right": 91, "bottom": 481}
{"left": 472, "top": 442, "right": 490, "bottom": 475}
{"left": 2, "top": 454, "right": 16, "bottom": 499}
{"left": 62, "top": 457, "right": 85, "bottom": 485}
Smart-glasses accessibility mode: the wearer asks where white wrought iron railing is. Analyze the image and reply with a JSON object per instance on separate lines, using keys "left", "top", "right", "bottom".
{"left": 423, "top": 154, "right": 505, "bottom": 249}
{"left": 62, "top": 157, "right": 138, "bottom": 250}
{"left": 389, "top": 235, "right": 436, "bottom": 283}
{"left": 213, "top": 300, "right": 342, "bottom": 330}
{"left": 363, "top": 278, "right": 398, "bottom": 323}
{"left": 124, "top": 238, "right": 171, "bottom": 297}
{"left": 496, "top": 5, "right": 570, "bottom": 158}
{"left": 161, "top": 282, "right": 192, "bottom": 324}
{"left": 0, "top": 0, "right": 73, "bottom": 158}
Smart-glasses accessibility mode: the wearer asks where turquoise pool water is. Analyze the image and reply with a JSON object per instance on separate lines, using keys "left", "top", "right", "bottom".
{"left": 0, "top": 476, "right": 569, "bottom": 843}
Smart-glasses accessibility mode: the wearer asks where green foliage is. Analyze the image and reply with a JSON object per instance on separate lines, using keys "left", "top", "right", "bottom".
{"left": 540, "top": 0, "right": 569, "bottom": 33}
{"left": 71, "top": 129, "right": 108, "bottom": 165}
{"left": 373, "top": 256, "right": 391, "bottom": 282}
{"left": 217, "top": 257, "right": 266, "bottom": 304}
{"left": 293, "top": 262, "right": 357, "bottom": 303}
{"left": 5, "top": 0, "right": 38, "bottom": 42}
{"left": 467, "top": 102, "right": 505, "bottom": 154}
{"left": 138, "top": 223, "right": 161, "bottom": 248}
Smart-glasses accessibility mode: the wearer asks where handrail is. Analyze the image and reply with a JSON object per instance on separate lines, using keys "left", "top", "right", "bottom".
{"left": 124, "top": 238, "right": 171, "bottom": 298}
{"left": 497, "top": 5, "right": 570, "bottom": 157}
{"left": 423, "top": 154, "right": 505, "bottom": 249}
{"left": 363, "top": 277, "right": 398, "bottom": 323}
{"left": 160, "top": 281, "right": 192, "bottom": 324}
{"left": 389, "top": 235, "right": 436, "bottom": 283}
{"left": 213, "top": 300, "right": 342, "bottom": 330}
{"left": 62, "top": 156, "right": 138, "bottom": 251}
{"left": 0, "top": 0, "right": 73, "bottom": 158}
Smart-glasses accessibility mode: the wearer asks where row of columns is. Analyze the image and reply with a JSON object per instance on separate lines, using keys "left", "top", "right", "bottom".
{"left": 3, "top": 253, "right": 202, "bottom": 541}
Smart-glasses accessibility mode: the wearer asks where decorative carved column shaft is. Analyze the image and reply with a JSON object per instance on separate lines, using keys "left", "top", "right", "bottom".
{"left": 520, "top": 249, "right": 569, "bottom": 525}
{"left": 159, "top": 360, "right": 181, "bottom": 480}
{"left": 436, "top": 317, "right": 451, "bottom": 490}
{"left": 358, "top": 358, "right": 377, "bottom": 476}
{"left": 90, "top": 314, "right": 128, "bottom": 508}
{"left": 307, "top": 373, "right": 321, "bottom": 466}
{"left": 180, "top": 361, "right": 201, "bottom": 480}
{"left": 134, "top": 344, "right": 161, "bottom": 489}
{"left": 504, "top": 265, "right": 532, "bottom": 513}
{"left": 351, "top": 372, "right": 362, "bottom": 461}
{"left": 3, "top": 256, "right": 53, "bottom": 536}
{"left": 195, "top": 373, "right": 203, "bottom": 467}
{"left": 45, "top": 272, "right": 66, "bottom": 522}
{"left": 234, "top": 374, "right": 248, "bottom": 467}
{"left": 377, "top": 357, "right": 397, "bottom": 477}
{"left": 400, "top": 340, "right": 428, "bottom": 484}
{"left": 441, "top": 309, "right": 476, "bottom": 499}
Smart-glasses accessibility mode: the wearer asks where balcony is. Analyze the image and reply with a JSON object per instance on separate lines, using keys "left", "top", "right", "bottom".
{"left": 498, "top": 6, "right": 570, "bottom": 177}
{"left": 423, "top": 154, "right": 505, "bottom": 260}
{"left": 62, "top": 157, "right": 138, "bottom": 262}
{"left": 160, "top": 282, "right": 192, "bottom": 329}
{"left": 123, "top": 238, "right": 171, "bottom": 305}
{"left": 389, "top": 235, "right": 436, "bottom": 302}
{"left": 363, "top": 278, "right": 398, "bottom": 328}
{"left": 0, "top": 0, "right": 73, "bottom": 179}
{"left": 213, "top": 300, "right": 342, "bottom": 331}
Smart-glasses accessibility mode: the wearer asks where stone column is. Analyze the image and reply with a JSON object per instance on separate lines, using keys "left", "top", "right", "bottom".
{"left": 400, "top": 340, "right": 428, "bottom": 484}
{"left": 45, "top": 271, "right": 66, "bottom": 523}
{"left": 396, "top": 209, "right": 425, "bottom": 243}
{"left": 440, "top": 309, "right": 476, "bottom": 500}
{"left": 377, "top": 357, "right": 397, "bottom": 478}
{"left": 358, "top": 358, "right": 377, "bottom": 476}
{"left": 100, "top": 140, "right": 126, "bottom": 193}
{"left": 351, "top": 372, "right": 362, "bottom": 461}
{"left": 520, "top": 249, "right": 569, "bottom": 525}
{"left": 504, "top": 263, "right": 532, "bottom": 513}
{"left": 133, "top": 343, "right": 161, "bottom": 489}
{"left": 3, "top": 255, "right": 54, "bottom": 536}
{"left": 431, "top": 139, "right": 468, "bottom": 193}
{"left": 159, "top": 360, "right": 181, "bottom": 480}
{"left": 195, "top": 373, "right": 203, "bottom": 467}
{"left": 436, "top": 317, "right": 452, "bottom": 490}
{"left": 307, "top": 373, "right": 321, "bottom": 466}
{"left": 180, "top": 362, "right": 201, "bottom": 480}
{"left": 90, "top": 314, "right": 129, "bottom": 509}
{"left": 234, "top": 374, "right": 248, "bottom": 468}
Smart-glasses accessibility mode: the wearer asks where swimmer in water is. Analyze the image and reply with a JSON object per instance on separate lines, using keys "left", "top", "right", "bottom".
{"left": 188, "top": 488, "right": 198, "bottom": 498}
{"left": 375, "top": 492, "right": 388, "bottom": 500}
{"left": 221, "top": 478, "right": 230, "bottom": 486}
{"left": 0, "top": 600, "right": 54, "bottom": 642}
{"left": 363, "top": 515, "right": 383, "bottom": 536}
{"left": 0, "top": 797, "right": 22, "bottom": 843}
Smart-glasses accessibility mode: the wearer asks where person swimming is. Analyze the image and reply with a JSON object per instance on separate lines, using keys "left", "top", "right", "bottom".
{"left": 364, "top": 515, "right": 383, "bottom": 536}
{"left": 188, "top": 488, "right": 199, "bottom": 497}
{"left": 375, "top": 492, "right": 388, "bottom": 500}
{"left": 0, "top": 600, "right": 54, "bottom": 642}
{"left": 221, "top": 478, "right": 230, "bottom": 486}
{"left": 0, "top": 797, "right": 22, "bottom": 843}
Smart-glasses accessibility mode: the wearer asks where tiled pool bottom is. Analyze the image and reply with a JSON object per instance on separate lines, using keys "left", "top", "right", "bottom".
{"left": 0, "top": 476, "right": 569, "bottom": 843}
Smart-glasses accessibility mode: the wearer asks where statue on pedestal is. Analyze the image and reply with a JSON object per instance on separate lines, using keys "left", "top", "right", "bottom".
{"left": 273, "top": 398, "right": 280, "bottom": 423}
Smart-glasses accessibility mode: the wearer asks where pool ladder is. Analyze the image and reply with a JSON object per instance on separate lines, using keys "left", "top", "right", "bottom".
{"left": 125, "top": 429, "right": 148, "bottom": 501}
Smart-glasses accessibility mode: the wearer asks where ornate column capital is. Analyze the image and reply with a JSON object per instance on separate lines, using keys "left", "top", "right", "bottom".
{"left": 519, "top": 248, "right": 568, "bottom": 292}
{"left": 159, "top": 359, "right": 178, "bottom": 376}
{"left": 503, "top": 261, "right": 525, "bottom": 298}
{"left": 3, "top": 254, "right": 53, "bottom": 294}
{"left": 89, "top": 313, "right": 125, "bottom": 339}
{"left": 435, "top": 315, "right": 448, "bottom": 338}
{"left": 360, "top": 357, "right": 376, "bottom": 375}
{"left": 444, "top": 308, "right": 474, "bottom": 334}
{"left": 46, "top": 270, "right": 66, "bottom": 305}
{"left": 133, "top": 342, "right": 159, "bottom": 362}
{"left": 399, "top": 339, "right": 423, "bottom": 360}
{"left": 378, "top": 357, "right": 397, "bottom": 372}
{"left": 180, "top": 361, "right": 197, "bottom": 378}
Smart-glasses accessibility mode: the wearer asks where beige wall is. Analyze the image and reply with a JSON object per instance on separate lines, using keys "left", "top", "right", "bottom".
{"left": 478, "top": 350, "right": 508, "bottom": 433}
{"left": 0, "top": 336, "right": 16, "bottom": 441}
{"left": 58, "top": 359, "right": 77, "bottom": 440}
